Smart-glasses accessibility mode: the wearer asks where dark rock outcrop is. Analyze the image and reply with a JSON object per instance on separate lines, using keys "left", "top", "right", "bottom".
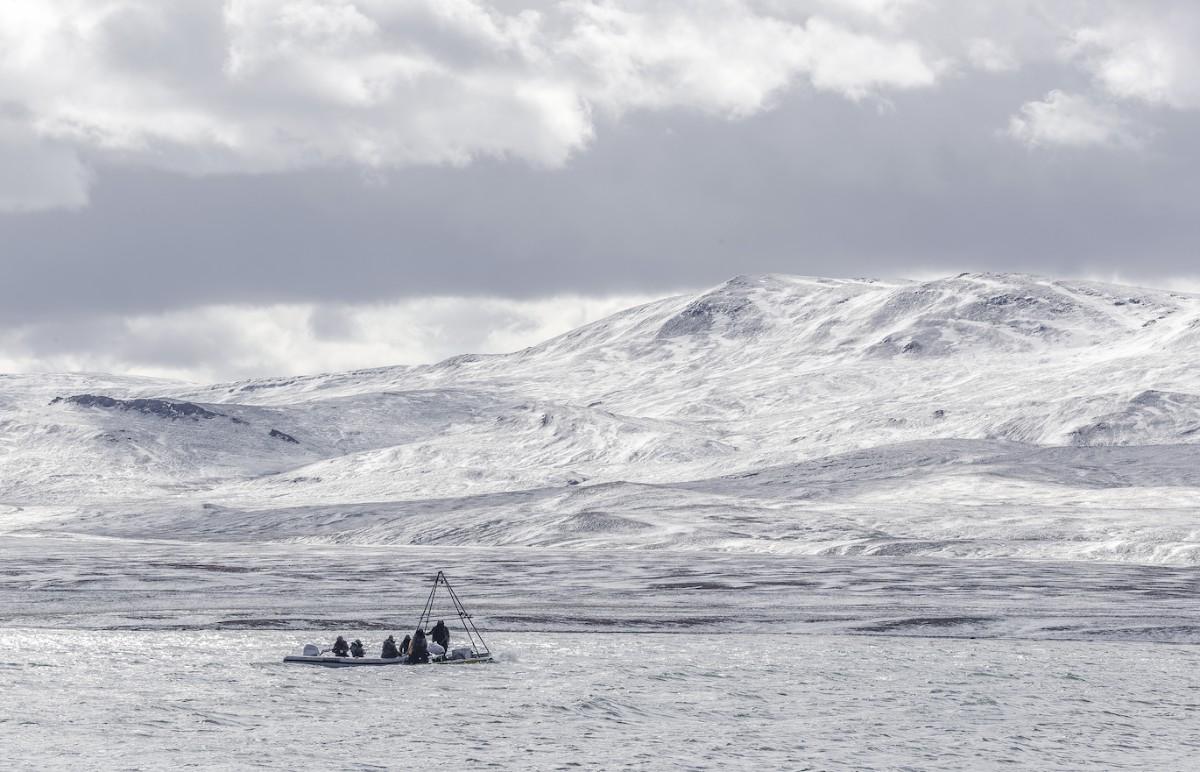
{"left": 657, "top": 277, "right": 766, "bottom": 340}
{"left": 51, "top": 394, "right": 219, "bottom": 420}
{"left": 269, "top": 429, "right": 299, "bottom": 444}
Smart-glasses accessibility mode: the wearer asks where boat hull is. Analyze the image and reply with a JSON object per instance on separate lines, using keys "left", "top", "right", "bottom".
{"left": 283, "top": 655, "right": 494, "bottom": 667}
{"left": 283, "top": 656, "right": 403, "bottom": 667}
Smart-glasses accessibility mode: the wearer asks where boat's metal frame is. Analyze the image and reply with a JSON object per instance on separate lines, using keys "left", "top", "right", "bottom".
{"left": 416, "top": 570, "right": 493, "bottom": 662}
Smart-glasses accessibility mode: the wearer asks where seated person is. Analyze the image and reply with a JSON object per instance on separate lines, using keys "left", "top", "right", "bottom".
{"left": 406, "top": 629, "right": 430, "bottom": 664}
{"left": 331, "top": 635, "right": 350, "bottom": 657}
{"left": 350, "top": 639, "right": 365, "bottom": 658}
{"left": 381, "top": 635, "right": 400, "bottom": 659}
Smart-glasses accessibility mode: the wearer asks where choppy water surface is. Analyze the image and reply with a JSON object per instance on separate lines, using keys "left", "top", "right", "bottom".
{"left": 3, "top": 535, "right": 1200, "bottom": 768}
{"left": 2, "top": 630, "right": 1198, "bottom": 770}
{"left": 4, "top": 536, "right": 1199, "bottom": 642}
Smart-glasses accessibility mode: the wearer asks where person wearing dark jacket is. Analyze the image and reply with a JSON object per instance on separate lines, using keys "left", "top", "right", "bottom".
{"left": 381, "top": 635, "right": 400, "bottom": 659}
{"left": 350, "top": 639, "right": 365, "bottom": 658}
{"left": 399, "top": 634, "right": 411, "bottom": 657}
{"left": 430, "top": 620, "right": 450, "bottom": 651}
{"left": 331, "top": 635, "right": 350, "bottom": 657}
{"left": 406, "top": 628, "right": 429, "bottom": 664}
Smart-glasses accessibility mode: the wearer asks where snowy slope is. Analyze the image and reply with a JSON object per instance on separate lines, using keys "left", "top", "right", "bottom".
{"left": 3, "top": 273, "right": 1200, "bottom": 563}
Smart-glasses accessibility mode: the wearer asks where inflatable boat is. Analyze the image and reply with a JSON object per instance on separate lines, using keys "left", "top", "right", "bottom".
{"left": 283, "top": 653, "right": 494, "bottom": 667}
{"left": 282, "top": 571, "right": 495, "bottom": 667}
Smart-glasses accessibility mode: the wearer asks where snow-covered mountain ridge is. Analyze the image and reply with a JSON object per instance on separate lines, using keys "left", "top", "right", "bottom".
{"left": 3, "top": 273, "right": 1200, "bottom": 563}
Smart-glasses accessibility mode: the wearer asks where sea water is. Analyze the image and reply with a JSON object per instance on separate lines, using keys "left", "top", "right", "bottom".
{"left": 2, "top": 630, "right": 1198, "bottom": 770}
{"left": 2, "top": 535, "right": 1199, "bottom": 769}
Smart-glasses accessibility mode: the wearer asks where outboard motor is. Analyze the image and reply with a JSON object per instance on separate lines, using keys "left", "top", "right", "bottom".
{"left": 302, "top": 643, "right": 321, "bottom": 657}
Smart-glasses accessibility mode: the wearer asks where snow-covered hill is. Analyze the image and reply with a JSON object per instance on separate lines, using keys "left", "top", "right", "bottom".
{"left": 4, "top": 273, "right": 1200, "bottom": 563}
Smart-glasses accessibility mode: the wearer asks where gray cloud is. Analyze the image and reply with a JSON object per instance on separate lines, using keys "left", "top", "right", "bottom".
{"left": 2, "top": 1, "right": 1200, "bottom": 377}
{"left": 5, "top": 89, "right": 1199, "bottom": 320}
{"left": 0, "top": 295, "right": 661, "bottom": 382}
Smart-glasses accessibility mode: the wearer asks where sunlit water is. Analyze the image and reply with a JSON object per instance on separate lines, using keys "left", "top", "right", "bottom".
{"left": 2, "top": 630, "right": 1199, "bottom": 770}
{"left": 3, "top": 536, "right": 1200, "bottom": 768}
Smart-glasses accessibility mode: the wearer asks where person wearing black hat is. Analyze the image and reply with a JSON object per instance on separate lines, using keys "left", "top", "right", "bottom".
{"left": 430, "top": 620, "right": 450, "bottom": 652}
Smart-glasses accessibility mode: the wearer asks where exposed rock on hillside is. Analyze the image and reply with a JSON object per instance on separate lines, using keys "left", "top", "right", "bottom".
{"left": 51, "top": 394, "right": 219, "bottom": 420}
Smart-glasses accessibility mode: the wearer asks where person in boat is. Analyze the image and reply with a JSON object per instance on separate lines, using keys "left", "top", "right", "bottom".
{"left": 400, "top": 634, "right": 411, "bottom": 657}
{"left": 350, "top": 639, "right": 365, "bottom": 658}
{"left": 430, "top": 620, "right": 450, "bottom": 652}
{"left": 406, "top": 628, "right": 430, "bottom": 664}
{"left": 331, "top": 635, "right": 350, "bottom": 657}
{"left": 381, "top": 635, "right": 400, "bottom": 659}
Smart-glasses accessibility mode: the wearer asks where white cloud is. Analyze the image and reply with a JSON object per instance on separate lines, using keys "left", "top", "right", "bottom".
{"left": 0, "top": 0, "right": 943, "bottom": 211}
{"left": 1065, "top": 15, "right": 1200, "bottom": 109}
{"left": 996, "top": 7, "right": 1200, "bottom": 155}
{"left": 12, "top": 1, "right": 1199, "bottom": 212}
{"left": 1006, "top": 90, "right": 1140, "bottom": 150}
{"left": 798, "top": 16, "right": 938, "bottom": 99}
{"left": 0, "top": 293, "right": 664, "bottom": 382}
{"left": 559, "top": 4, "right": 937, "bottom": 115}
{"left": 812, "top": 0, "right": 926, "bottom": 28}
{"left": 967, "top": 37, "right": 1018, "bottom": 73}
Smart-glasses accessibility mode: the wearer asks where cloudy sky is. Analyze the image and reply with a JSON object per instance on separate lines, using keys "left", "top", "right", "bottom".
{"left": 3, "top": 0, "right": 1200, "bottom": 381}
